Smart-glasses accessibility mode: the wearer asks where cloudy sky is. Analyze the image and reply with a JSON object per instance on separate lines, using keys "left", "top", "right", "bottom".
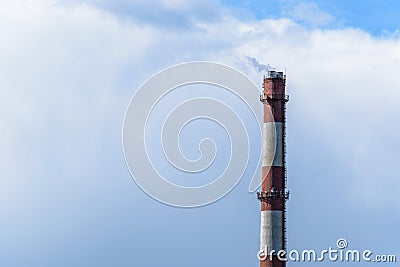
{"left": 1, "top": 0, "right": 400, "bottom": 266}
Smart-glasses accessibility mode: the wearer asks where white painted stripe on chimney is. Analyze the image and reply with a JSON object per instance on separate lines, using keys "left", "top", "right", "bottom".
{"left": 260, "top": 210, "right": 283, "bottom": 254}
{"left": 262, "top": 122, "right": 283, "bottom": 167}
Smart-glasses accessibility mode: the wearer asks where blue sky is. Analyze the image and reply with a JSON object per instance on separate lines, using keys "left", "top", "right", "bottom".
{"left": 0, "top": 1, "right": 399, "bottom": 266}
{"left": 223, "top": 0, "right": 400, "bottom": 35}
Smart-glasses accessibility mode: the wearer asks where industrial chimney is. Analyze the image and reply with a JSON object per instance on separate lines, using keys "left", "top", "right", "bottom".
{"left": 257, "top": 70, "right": 289, "bottom": 267}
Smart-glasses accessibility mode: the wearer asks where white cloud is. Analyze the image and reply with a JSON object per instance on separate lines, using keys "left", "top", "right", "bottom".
{"left": 0, "top": 0, "right": 156, "bottom": 211}
{"left": 59, "top": 0, "right": 223, "bottom": 28}
{"left": 283, "top": 1, "right": 335, "bottom": 27}
{"left": 1, "top": 0, "right": 400, "bottom": 216}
